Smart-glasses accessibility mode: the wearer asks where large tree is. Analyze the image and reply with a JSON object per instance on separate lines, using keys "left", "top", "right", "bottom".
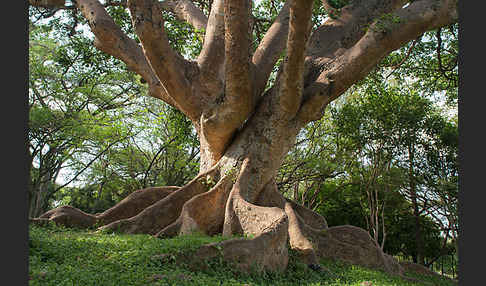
{"left": 29, "top": 0, "right": 458, "bottom": 275}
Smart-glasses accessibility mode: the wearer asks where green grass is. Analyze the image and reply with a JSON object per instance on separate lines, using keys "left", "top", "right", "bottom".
{"left": 29, "top": 224, "right": 456, "bottom": 286}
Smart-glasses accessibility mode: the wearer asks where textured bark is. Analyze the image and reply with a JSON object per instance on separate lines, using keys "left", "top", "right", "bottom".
{"left": 156, "top": 174, "right": 233, "bottom": 237}
{"left": 98, "top": 165, "right": 221, "bottom": 234}
{"left": 30, "top": 0, "right": 458, "bottom": 275}
{"left": 76, "top": 0, "right": 173, "bottom": 104}
{"left": 159, "top": 0, "right": 208, "bottom": 31}
{"left": 299, "top": 0, "right": 458, "bottom": 123}
{"left": 199, "top": 0, "right": 254, "bottom": 161}
{"left": 279, "top": 0, "right": 314, "bottom": 118}
{"left": 197, "top": 0, "right": 225, "bottom": 91}
{"left": 127, "top": 0, "right": 202, "bottom": 121}
{"left": 36, "top": 205, "right": 97, "bottom": 228}
{"left": 30, "top": 186, "right": 179, "bottom": 228}
{"left": 252, "top": 1, "right": 291, "bottom": 96}
{"left": 29, "top": 0, "right": 65, "bottom": 8}
{"left": 97, "top": 186, "right": 179, "bottom": 225}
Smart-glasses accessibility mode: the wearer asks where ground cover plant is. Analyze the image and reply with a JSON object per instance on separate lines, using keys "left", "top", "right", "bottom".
{"left": 29, "top": 224, "right": 456, "bottom": 285}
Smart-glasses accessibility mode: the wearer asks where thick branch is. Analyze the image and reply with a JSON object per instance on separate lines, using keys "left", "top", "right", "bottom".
{"left": 298, "top": 0, "right": 458, "bottom": 123}
{"left": 307, "top": 0, "right": 407, "bottom": 60}
{"left": 223, "top": 0, "right": 252, "bottom": 112}
{"left": 278, "top": 0, "right": 314, "bottom": 118}
{"left": 199, "top": 0, "right": 253, "bottom": 160}
{"left": 159, "top": 0, "right": 208, "bottom": 31}
{"left": 290, "top": 0, "right": 408, "bottom": 123}
{"left": 30, "top": 0, "right": 175, "bottom": 105}
{"left": 127, "top": 0, "right": 202, "bottom": 121}
{"left": 196, "top": 0, "right": 225, "bottom": 94}
{"left": 29, "top": 0, "right": 65, "bottom": 8}
{"left": 72, "top": 1, "right": 173, "bottom": 105}
{"left": 251, "top": 1, "right": 291, "bottom": 96}
{"left": 303, "top": 0, "right": 408, "bottom": 88}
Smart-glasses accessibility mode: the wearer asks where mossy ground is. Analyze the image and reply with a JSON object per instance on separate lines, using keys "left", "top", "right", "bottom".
{"left": 28, "top": 224, "right": 456, "bottom": 286}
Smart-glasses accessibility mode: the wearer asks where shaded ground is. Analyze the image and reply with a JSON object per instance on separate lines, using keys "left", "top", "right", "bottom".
{"left": 29, "top": 224, "right": 456, "bottom": 286}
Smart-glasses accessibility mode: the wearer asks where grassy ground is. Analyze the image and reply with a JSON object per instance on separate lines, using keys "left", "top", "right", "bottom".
{"left": 28, "top": 224, "right": 456, "bottom": 286}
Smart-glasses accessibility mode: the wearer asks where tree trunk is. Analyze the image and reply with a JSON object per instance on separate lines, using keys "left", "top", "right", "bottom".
{"left": 29, "top": 175, "right": 51, "bottom": 218}
{"left": 30, "top": 184, "right": 53, "bottom": 218}
{"left": 27, "top": 148, "right": 37, "bottom": 218}
{"left": 408, "top": 142, "right": 426, "bottom": 266}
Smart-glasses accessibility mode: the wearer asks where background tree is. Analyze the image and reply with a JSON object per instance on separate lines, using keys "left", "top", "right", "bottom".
{"left": 334, "top": 87, "right": 454, "bottom": 264}
{"left": 276, "top": 110, "right": 355, "bottom": 210}
{"left": 29, "top": 0, "right": 458, "bottom": 274}
{"left": 28, "top": 22, "right": 142, "bottom": 217}
{"left": 275, "top": 34, "right": 458, "bottom": 264}
{"left": 288, "top": 79, "right": 458, "bottom": 266}
{"left": 29, "top": 12, "right": 202, "bottom": 216}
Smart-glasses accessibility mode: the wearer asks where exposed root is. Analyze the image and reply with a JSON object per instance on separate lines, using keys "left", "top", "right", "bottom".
{"left": 285, "top": 206, "right": 403, "bottom": 274}
{"left": 195, "top": 217, "right": 288, "bottom": 273}
{"left": 285, "top": 201, "right": 320, "bottom": 265}
{"left": 254, "top": 180, "right": 324, "bottom": 266}
{"left": 214, "top": 171, "right": 290, "bottom": 272}
{"left": 315, "top": 225, "right": 402, "bottom": 274}
{"left": 223, "top": 186, "right": 288, "bottom": 237}
{"left": 98, "top": 165, "right": 221, "bottom": 234}
{"left": 155, "top": 175, "right": 233, "bottom": 237}
{"left": 285, "top": 198, "right": 328, "bottom": 230}
{"left": 399, "top": 261, "right": 457, "bottom": 284}
{"left": 254, "top": 179, "right": 287, "bottom": 208}
{"left": 29, "top": 217, "right": 52, "bottom": 227}
{"left": 282, "top": 197, "right": 402, "bottom": 275}
{"left": 32, "top": 187, "right": 180, "bottom": 229}
{"left": 37, "top": 205, "right": 97, "bottom": 228}
{"left": 97, "top": 186, "right": 179, "bottom": 225}
{"left": 31, "top": 158, "right": 403, "bottom": 277}
{"left": 156, "top": 172, "right": 291, "bottom": 273}
{"left": 252, "top": 182, "right": 402, "bottom": 275}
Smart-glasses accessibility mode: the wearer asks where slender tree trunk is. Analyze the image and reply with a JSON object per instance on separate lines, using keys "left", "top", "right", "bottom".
{"left": 27, "top": 147, "right": 36, "bottom": 218}
{"left": 31, "top": 174, "right": 52, "bottom": 218}
{"left": 408, "top": 142, "right": 425, "bottom": 265}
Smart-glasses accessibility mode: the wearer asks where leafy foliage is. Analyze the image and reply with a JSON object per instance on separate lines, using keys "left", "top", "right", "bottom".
{"left": 48, "top": 97, "right": 201, "bottom": 214}
{"left": 279, "top": 57, "right": 457, "bottom": 264}
{"left": 28, "top": 21, "right": 141, "bottom": 217}
{"left": 29, "top": 15, "right": 200, "bottom": 216}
